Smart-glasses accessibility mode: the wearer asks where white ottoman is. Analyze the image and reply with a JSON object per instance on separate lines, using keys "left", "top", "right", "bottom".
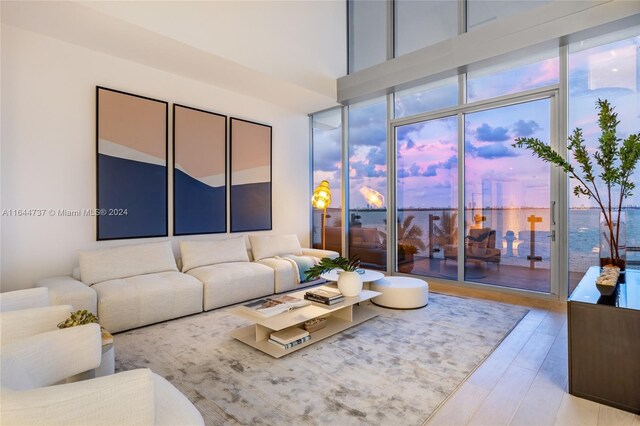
{"left": 371, "top": 277, "right": 429, "bottom": 309}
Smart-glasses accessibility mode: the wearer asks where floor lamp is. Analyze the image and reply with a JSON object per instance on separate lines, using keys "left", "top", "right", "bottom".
{"left": 311, "top": 180, "right": 331, "bottom": 250}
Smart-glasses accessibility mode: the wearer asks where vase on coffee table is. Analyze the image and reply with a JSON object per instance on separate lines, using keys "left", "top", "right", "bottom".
{"left": 337, "top": 271, "right": 363, "bottom": 297}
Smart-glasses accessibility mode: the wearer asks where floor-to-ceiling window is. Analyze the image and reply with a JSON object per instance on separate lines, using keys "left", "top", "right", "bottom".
{"left": 348, "top": 97, "right": 388, "bottom": 270}
{"left": 312, "top": 2, "right": 639, "bottom": 298}
{"left": 567, "top": 32, "right": 640, "bottom": 292}
{"left": 311, "top": 109, "right": 342, "bottom": 253}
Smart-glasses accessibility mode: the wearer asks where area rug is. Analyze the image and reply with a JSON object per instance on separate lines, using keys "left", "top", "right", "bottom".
{"left": 114, "top": 293, "right": 528, "bottom": 426}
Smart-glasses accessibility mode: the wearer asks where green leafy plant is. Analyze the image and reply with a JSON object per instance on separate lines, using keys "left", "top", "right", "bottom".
{"left": 513, "top": 99, "right": 640, "bottom": 268}
{"left": 305, "top": 256, "right": 361, "bottom": 280}
{"left": 57, "top": 309, "right": 100, "bottom": 329}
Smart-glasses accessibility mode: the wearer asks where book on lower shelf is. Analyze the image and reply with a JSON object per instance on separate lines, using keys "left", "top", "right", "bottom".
{"left": 270, "top": 327, "right": 309, "bottom": 345}
{"left": 267, "top": 335, "right": 311, "bottom": 350}
{"left": 238, "top": 295, "right": 310, "bottom": 318}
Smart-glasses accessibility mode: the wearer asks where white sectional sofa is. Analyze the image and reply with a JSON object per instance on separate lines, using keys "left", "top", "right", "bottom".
{"left": 179, "top": 237, "right": 275, "bottom": 311}
{"left": 37, "top": 235, "right": 338, "bottom": 333}
{"left": 39, "top": 242, "right": 203, "bottom": 333}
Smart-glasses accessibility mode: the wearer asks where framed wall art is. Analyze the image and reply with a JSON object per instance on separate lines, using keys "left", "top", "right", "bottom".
{"left": 230, "top": 118, "right": 272, "bottom": 232}
{"left": 173, "top": 104, "right": 227, "bottom": 235}
{"left": 96, "top": 86, "right": 168, "bottom": 240}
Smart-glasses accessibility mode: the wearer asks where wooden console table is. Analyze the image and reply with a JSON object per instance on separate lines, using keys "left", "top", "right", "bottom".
{"left": 567, "top": 267, "right": 639, "bottom": 414}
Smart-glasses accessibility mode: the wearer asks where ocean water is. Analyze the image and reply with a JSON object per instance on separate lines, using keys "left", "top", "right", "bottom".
{"left": 343, "top": 208, "right": 639, "bottom": 272}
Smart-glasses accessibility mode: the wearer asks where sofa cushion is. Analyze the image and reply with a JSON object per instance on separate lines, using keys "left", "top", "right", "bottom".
{"left": 79, "top": 242, "right": 178, "bottom": 285}
{"left": 187, "top": 263, "right": 274, "bottom": 311}
{"left": 249, "top": 234, "right": 303, "bottom": 261}
{"left": 92, "top": 271, "right": 203, "bottom": 333}
{"left": 179, "top": 237, "right": 249, "bottom": 273}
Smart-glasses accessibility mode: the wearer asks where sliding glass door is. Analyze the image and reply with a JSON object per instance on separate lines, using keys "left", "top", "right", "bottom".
{"left": 464, "top": 99, "right": 553, "bottom": 292}
{"left": 394, "top": 96, "right": 557, "bottom": 294}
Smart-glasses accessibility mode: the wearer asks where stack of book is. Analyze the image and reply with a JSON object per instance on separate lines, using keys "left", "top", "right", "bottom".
{"left": 304, "top": 287, "right": 345, "bottom": 305}
{"left": 268, "top": 327, "right": 310, "bottom": 350}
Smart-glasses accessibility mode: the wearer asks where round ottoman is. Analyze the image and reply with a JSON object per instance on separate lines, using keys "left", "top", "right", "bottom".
{"left": 371, "top": 277, "right": 429, "bottom": 309}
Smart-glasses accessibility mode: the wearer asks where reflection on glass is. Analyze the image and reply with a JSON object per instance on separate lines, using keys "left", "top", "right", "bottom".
{"left": 467, "top": 56, "right": 559, "bottom": 103}
{"left": 567, "top": 34, "right": 640, "bottom": 293}
{"left": 395, "top": 0, "right": 458, "bottom": 57}
{"left": 394, "top": 77, "right": 459, "bottom": 118}
{"left": 395, "top": 116, "right": 458, "bottom": 279}
{"left": 467, "top": 0, "right": 553, "bottom": 31}
{"left": 312, "top": 108, "right": 342, "bottom": 253}
{"left": 348, "top": 97, "right": 387, "bottom": 270}
{"left": 464, "top": 99, "right": 551, "bottom": 292}
{"left": 349, "top": 0, "right": 388, "bottom": 73}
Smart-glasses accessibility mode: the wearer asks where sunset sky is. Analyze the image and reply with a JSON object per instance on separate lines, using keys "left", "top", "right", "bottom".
{"left": 314, "top": 35, "right": 640, "bottom": 211}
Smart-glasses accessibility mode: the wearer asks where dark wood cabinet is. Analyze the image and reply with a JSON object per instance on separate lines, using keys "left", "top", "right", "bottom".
{"left": 568, "top": 267, "right": 640, "bottom": 414}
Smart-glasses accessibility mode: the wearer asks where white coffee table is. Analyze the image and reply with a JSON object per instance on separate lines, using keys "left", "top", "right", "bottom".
{"left": 229, "top": 286, "right": 381, "bottom": 358}
{"left": 320, "top": 268, "right": 385, "bottom": 284}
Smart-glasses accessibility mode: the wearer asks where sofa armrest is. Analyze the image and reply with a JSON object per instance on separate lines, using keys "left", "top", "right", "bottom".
{"left": 301, "top": 248, "right": 339, "bottom": 259}
{"left": 0, "top": 288, "right": 50, "bottom": 312}
{"left": 0, "top": 305, "right": 73, "bottom": 345}
{"left": 0, "top": 369, "right": 157, "bottom": 425}
{"left": 1, "top": 323, "right": 102, "bottom": 390}
{"left": 36, "top": 276, "right": 97, "bottom": 314}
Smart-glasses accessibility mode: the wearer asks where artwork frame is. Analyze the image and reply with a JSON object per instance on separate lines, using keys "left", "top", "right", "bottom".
{"left": 173, "top": 104, "right": 227, "bottom": 236}
{"left": 229, "top": 117, "right": 272, "bottom": 233}
{"left": 96, "top": 86, "right": 168, "bottom": 241}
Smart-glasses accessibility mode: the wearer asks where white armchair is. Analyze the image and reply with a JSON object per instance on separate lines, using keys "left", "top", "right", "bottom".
{"left": 0, "top": 289, "right": 204, "bottom": 425}
{"left": 0, "top": 287, "right": 50, "bottom": 312}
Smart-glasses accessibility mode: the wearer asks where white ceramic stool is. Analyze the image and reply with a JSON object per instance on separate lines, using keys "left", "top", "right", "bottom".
{"left": 371, "top": 276, "right": 429, "bottom": 309}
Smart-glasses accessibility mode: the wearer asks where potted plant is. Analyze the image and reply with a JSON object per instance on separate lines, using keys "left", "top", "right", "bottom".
{"left": 306, "top": 256, "right": 363, "bottom": 296}
{"left": 513, "top": 99, "right": 639, "bottom": 273}
{"left": 58, "top": 309, "right": 113, "bottom": 344}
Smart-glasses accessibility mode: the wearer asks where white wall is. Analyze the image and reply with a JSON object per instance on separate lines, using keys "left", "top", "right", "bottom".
{"left": 1, "top": 24, "right": 311, "bottom": 291}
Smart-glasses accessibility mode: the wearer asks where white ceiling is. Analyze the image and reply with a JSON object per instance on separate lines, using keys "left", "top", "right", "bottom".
{"left": 1, "top": 0, "right": 347, "bottom": 113}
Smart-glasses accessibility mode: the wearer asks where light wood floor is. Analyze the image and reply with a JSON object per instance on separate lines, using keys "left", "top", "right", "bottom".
{"left": 424, "top": 284, "right": 640, "bottom": 426}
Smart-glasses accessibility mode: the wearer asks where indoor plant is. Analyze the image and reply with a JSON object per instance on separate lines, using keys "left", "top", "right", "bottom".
{"left": 513, "top": 99, "right": 639, "bottom": 272}
{"left": 58, "top": 309, "right": 113, "bottom": 344}
{"left": 306, "top": 256, "right": 363, "bottom": 296}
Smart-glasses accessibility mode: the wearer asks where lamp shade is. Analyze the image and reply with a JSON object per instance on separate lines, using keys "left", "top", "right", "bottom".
{"left": 359, "top": 185, "right": 384, "bottom": 208}
{"left": 312, "top": 180, "right": 331, "bottom": 209}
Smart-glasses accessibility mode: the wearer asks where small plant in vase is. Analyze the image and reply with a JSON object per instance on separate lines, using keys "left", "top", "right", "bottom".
{"left": 58, "top": 309, "right": 113, "bottom": 344}
{"left": 305, "top": 256, "right": 363, "bottom": 297}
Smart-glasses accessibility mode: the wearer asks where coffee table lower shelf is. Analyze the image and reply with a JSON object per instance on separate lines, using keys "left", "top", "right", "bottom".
{"left": 230, "top": 304, "right": 378, "bottom": 358}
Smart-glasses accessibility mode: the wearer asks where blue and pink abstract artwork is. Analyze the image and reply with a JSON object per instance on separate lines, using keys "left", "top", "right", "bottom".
{"left": 96, "top": 87, "right": 168, "bottom": 240}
